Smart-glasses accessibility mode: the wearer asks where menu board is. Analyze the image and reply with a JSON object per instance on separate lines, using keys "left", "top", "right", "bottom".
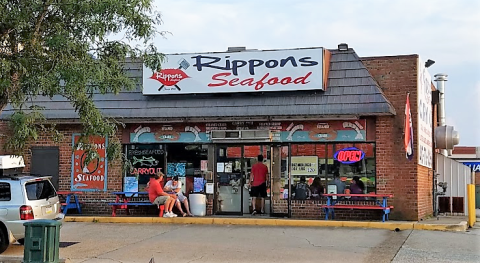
{"left": 291, "top": 156, "right": 318, "bottom": 176}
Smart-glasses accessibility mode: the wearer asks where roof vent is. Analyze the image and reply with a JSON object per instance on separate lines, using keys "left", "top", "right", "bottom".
{"left": 338, "top": 43, "right": 349, "bottom": 51}
{"left": 227, "top": 47, "right": 246, "bottom": 52}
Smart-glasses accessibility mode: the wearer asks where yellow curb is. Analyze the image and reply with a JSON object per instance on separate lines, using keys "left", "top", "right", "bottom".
{"left": 65, "top": 216, "right": 422, "bottom": 231}
{"left": 366, "top": 222, "right": 414, "bottom": 231}
{"left": 413, "top": 221, "right": 468, "bottom": 232}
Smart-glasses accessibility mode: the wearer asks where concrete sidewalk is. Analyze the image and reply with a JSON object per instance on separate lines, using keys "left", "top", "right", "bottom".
{"left": 64, "top": 215, "right": 469, "bottom": 232}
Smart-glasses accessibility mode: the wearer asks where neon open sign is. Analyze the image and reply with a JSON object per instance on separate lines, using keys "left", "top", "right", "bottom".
{"left": 334, "top": 147, "right": 365, "bottom": 164}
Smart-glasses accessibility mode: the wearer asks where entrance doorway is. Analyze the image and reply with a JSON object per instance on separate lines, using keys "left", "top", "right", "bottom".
{"left": 213, "top": 144, "right": 290, "bottom": 216}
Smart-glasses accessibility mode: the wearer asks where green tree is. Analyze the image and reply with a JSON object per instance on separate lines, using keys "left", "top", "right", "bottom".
{"left": 0, "top": 0, "right": 165, "bottom": 163}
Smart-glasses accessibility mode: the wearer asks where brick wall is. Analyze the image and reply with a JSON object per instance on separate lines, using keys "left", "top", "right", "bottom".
{"left": 273, "top": 200, "right": 381, "bottom": 220}
{"left": 363, "top": 55, "right": 434, "bottom": 220}
{"left": 27, "top": 124, "right": 124, "bottom": 215}
{"left": 0, "top": 121, "right": 126, "bottom": 215}
{"left": 207, "top": 196, "right": 214, "bottom": 215}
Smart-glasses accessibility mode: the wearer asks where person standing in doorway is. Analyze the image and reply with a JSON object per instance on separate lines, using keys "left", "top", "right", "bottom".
{"left": 250, "top": 154, "right": 268, "bottom": 215}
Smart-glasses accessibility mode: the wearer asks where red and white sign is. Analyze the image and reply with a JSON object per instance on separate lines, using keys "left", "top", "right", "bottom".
{"left": 405, "top": 93, "right": 414, "bottom": 160}
{"left": 71, "top": 135, "right": 108, "bottom": 191}
{"left": 417, "top": 57, "right": 433, "bottom": 168}
{"left": 143, "top": 48, "right": 324, "bottom": 95}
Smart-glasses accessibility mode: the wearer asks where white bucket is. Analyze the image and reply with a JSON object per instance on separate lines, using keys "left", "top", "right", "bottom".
{"left": 189, "top": 194, "right": 207, "bottom": 216}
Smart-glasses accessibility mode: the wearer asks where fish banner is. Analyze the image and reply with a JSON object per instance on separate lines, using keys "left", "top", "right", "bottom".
{"left": 71, "top": 134, "right": 108, "bottom": 191}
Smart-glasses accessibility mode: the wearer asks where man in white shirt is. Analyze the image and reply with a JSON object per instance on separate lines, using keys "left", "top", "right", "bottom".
{"left": 164, "top": 176, "right": 193, "bottom": 216}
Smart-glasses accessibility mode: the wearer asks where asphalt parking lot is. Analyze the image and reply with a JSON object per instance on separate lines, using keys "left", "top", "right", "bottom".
{"left": 2, "top": 222, "right": 479, "bottom": 263}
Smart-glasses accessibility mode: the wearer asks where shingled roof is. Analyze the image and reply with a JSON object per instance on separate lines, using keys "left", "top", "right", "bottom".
{"left": 0, "top": 48, "right": 396, "bottom": 122}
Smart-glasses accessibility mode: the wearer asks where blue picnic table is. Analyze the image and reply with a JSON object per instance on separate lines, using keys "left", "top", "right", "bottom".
{"left": 57, "top": 191, "right": 83, "bottom": 215}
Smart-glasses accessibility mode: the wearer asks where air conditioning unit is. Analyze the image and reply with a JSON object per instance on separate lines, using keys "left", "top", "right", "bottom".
{"left": 210, "top": 130, "right": 272, "bottom": 142}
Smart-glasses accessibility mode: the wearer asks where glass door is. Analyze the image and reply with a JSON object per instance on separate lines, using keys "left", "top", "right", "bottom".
{"left": 270, "top": 145, "right": 290, "bottom": 217}
{"left": 214, "top": 144, "right": 271, "bottom": 215}
{"left": 243, "top": 145, "right": 265, "bottom": 215}
{"left": 214, "top": 145, "right": 244, "bottom": 215}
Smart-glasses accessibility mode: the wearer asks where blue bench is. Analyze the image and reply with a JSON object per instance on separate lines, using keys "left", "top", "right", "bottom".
{"left": 322, "top": 193, "right": 394, "bottom": 222}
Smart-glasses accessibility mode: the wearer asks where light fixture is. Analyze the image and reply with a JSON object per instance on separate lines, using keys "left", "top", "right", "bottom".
{"left": 425, "top": 59, "right": 435, "bottom": 68}
{"left": 338, "top": 43, "right": 349, "bottom": 51}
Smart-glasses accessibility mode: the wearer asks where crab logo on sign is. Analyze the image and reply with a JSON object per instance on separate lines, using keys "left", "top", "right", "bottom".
{"left": 334, "top": 147, "right": 365, "bottom": 164}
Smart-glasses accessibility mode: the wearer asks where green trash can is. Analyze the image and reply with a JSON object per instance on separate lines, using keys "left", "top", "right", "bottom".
{"left": 23, "top": 219, "right": 62, "bottom": 263}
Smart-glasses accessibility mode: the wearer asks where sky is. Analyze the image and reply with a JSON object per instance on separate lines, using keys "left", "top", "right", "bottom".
{"left": 146, "top": 0, "right": 480, "bottom": 146}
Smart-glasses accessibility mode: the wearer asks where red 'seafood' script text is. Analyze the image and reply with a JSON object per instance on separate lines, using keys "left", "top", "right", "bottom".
{"left": 208, "top": 72, "right": 312, "bottom": 90}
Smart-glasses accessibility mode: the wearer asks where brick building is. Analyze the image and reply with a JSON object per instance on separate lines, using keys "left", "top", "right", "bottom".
{"left": 0, "top": 44, "right": 438, "bottom": 221}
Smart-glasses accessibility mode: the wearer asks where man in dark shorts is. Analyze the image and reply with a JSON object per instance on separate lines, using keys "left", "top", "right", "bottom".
{"left": 250, "top": 154, "right": 268, "bottom": 215}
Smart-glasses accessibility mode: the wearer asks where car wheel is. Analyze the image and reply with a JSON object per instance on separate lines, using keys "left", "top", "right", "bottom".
{"left": 0, "top": 229, "right": 9, "bottom": 254}
{"left": 17, "top": 238, "right": 24, "bottom": 245}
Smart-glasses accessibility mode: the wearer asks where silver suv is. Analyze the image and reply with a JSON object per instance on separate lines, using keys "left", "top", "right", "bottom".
{"left": 0, "top": 175, "right": 65, "bottom": 253}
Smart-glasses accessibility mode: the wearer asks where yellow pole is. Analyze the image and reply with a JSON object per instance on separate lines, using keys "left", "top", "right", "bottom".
{"left": 467, "top": 184, "right": 475, "bottom": 227}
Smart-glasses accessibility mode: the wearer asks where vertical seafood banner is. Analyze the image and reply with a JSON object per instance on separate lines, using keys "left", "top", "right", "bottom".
{"left": 71, "top": 134, "right": 108, "bottom": 191}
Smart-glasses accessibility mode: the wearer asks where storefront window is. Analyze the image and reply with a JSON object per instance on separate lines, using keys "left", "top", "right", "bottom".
{"left": 124, "top": 143, "right": 208, "bottom": 193}
{"left": 291, "top": 144, "right": 321, "bottom": 200}
{"left": 125, "top": 144, "right": 165, "bottom": 191}
{"left": 166, "top": 144, "right": 208, "bottom": 195}
{"left": 331, "top": 143, "right": 376, "bottom": 194}
{"left": 289, "top": 143, "right": 376, "bottom": 199}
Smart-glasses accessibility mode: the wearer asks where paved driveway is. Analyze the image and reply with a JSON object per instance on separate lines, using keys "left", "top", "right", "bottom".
{"left": 2, "top": 222, "right": 479, "bottom": 263}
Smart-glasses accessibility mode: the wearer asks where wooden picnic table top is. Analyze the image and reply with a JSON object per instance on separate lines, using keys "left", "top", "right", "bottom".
{"left": 323, "top": 193, "right": 393, "bottom": 198}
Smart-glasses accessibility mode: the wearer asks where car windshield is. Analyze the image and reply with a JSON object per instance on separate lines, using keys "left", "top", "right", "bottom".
{"left": 25, "top": 180, "right": 56, "bottom": 200}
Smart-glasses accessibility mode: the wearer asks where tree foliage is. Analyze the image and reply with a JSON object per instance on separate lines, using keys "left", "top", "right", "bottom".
{"left": 0, "top": 0, "right": 165, "bottom": 163}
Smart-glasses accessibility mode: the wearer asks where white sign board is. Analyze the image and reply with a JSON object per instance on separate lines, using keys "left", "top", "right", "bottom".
{"left": 417, "top": 57, "right": 433, "bottom": 168}
{"left": 205, "top": 183, "right": 214, "bottom": 194}
{"left": 143, "top": 48, "right": 324, "bottom": 95}
{"left": 291, "top": 156, "right": 318, "bottom": 176}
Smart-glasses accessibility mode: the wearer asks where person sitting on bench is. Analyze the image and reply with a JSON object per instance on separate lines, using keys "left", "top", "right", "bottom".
{"left": 164, "top": 176, "right": 193, "bottom": 217}
{"left": 349, "top": 176, "right": 365, "bottom": 200}
{"left": 148, "top": 172, "right": 177, "bottom": 218}
{"left": 294, "top": 176, "right": 311, "bottom": 200}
